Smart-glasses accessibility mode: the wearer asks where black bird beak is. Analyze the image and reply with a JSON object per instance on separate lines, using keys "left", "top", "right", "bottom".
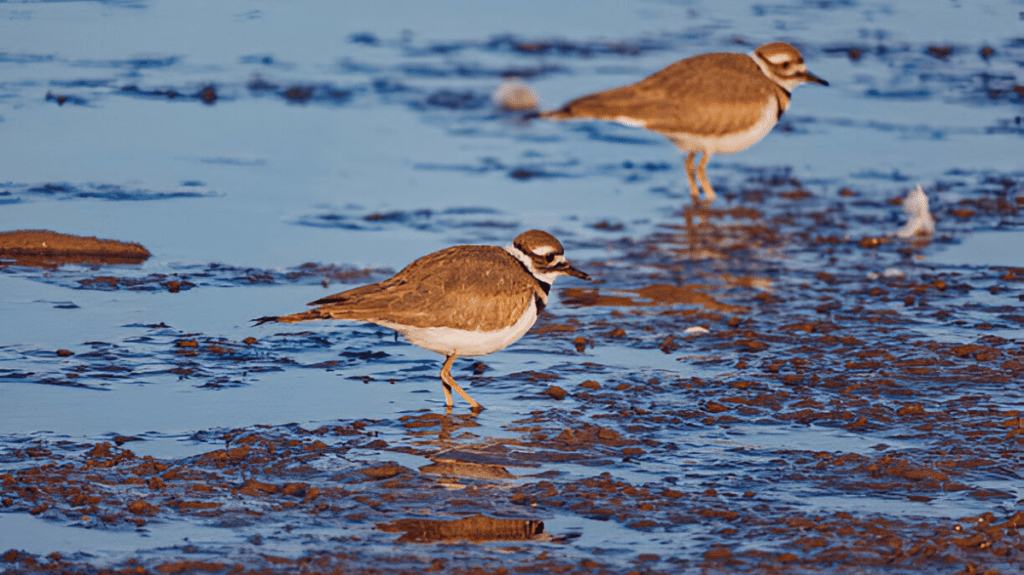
{"left": 561, "top": 263, "right": 591, "bottom": 281}
{"left": 804, "top": 71, "right": 829, "bottom": 86}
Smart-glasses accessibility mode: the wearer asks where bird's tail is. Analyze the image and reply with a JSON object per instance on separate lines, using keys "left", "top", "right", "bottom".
{"left": 534, "top": 108, "right": 573, "bottom": 121}
{"left": 252, "top": 309, "right": 329, "bottom": 325}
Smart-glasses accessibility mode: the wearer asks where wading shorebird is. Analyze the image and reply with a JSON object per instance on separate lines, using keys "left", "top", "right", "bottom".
{"left": 255, "top": 230, "right": 589, "bottom": 412}
{"left": 540, "top": 41, "right": 828, "bottom": 203}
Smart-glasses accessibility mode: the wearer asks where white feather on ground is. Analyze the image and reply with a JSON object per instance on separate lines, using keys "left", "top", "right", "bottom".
{"left": 895, "top": 185, "right": 936, "bottom": 238}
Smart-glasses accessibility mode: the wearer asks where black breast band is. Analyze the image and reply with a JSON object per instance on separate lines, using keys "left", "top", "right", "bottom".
{"left": 776, "top": 87, "right": 792, "bottom": 119}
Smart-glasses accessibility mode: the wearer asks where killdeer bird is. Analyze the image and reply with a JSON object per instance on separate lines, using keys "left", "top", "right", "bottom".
{"left": 255, "top": 230, "right": 589, "bottom": 412}
{"left": 541, "top": 41, "right": 828, "bottom": 202}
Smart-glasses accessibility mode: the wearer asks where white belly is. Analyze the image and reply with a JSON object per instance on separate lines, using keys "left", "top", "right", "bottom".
{"left": 377, "top": 303, "right": 538, "bottom": 357}
{"left": 664, "top": 96, "right": 779, "bottom": 155}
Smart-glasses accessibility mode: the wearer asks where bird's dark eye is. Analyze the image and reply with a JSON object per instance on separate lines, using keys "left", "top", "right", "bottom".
{"left": 782, "top": 62, "right": 790, "bottom": 69}
{"left": 545, "top": 253, "right": 555, "bottom": 263}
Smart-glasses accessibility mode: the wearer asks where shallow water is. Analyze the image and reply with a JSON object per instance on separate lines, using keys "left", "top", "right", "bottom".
{"left": 2, "top": 1, "right": 1024, "bottom": 573}
{"left": 929, "top": 230, "right": 1024, "bottom": 267}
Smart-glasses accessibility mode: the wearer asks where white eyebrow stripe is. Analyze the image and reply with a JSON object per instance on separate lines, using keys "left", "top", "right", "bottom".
{"left": 765, "top": 54, "right": 790, "bottom": 65}
{"left": 532, "top": 245, "right": 557, "bottom": 256}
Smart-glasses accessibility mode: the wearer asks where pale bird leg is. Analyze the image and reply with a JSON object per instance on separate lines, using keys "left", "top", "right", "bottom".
{"left": 440, "top": 354, "right": 483, "bottom": 411}
{"left": 440, "top": 355, "right": 455, "bottom": 407}
{"left": 684, "top": 152, "right": 700, "bottom": 202}
{"left": 696, "top": 152, "right": 716, "bottom": 203}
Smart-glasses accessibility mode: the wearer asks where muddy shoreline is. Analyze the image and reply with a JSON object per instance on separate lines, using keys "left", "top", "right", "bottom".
{"left": 0, "top": 230, "right": 150, "bottom": 268}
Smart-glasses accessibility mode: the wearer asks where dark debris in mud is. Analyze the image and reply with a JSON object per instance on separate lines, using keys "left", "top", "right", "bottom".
{"left": 117, "top": 83, "right": 220, "bottom": 105}
{"left": 296, "top": 204, "right": 519, "bottom": 235}
{"left": 247, "top": 74, "right": 354, "bottom": 106}
{"left": 414, "top": 33, "right": 674, "bottom": 59}
{"left": 414, "top": 155, "right": 583, "bottom": 182}
{"left": 1, "top": 260, "right": 391, "bottom": 294}
{"left": 0, "top": 313, "right": 415, "bottom": 391}
{"left": 817, "top": 37, "right": 1024, "bottom": 107}
{"left": 0, "top": 182, "right": 214, "bottom": 204}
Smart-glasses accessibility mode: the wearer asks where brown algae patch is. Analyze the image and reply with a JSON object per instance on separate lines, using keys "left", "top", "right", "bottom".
{"left": 378, "top": 515, "right": 545, "bottom": 543}
{"left": 0, "top": 230, "right": 149, "bottom": 267}
{"left": 563, "top": 283, "right": 746, "bottom": 313}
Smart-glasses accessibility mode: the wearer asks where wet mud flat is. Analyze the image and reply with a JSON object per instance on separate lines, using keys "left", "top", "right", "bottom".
{"left": 4, "top": 173, "right": 1024, "bottom": 575}
{"left": 3, "top": 2, "right": 1024, "bottom": 573}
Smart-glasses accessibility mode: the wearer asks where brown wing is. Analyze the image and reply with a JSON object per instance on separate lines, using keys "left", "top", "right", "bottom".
{"left": 543, "top": 53, "right": 774, "bottom": 137}
{"left": 301, "top": 245, "right": 542, "bottom": 332}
